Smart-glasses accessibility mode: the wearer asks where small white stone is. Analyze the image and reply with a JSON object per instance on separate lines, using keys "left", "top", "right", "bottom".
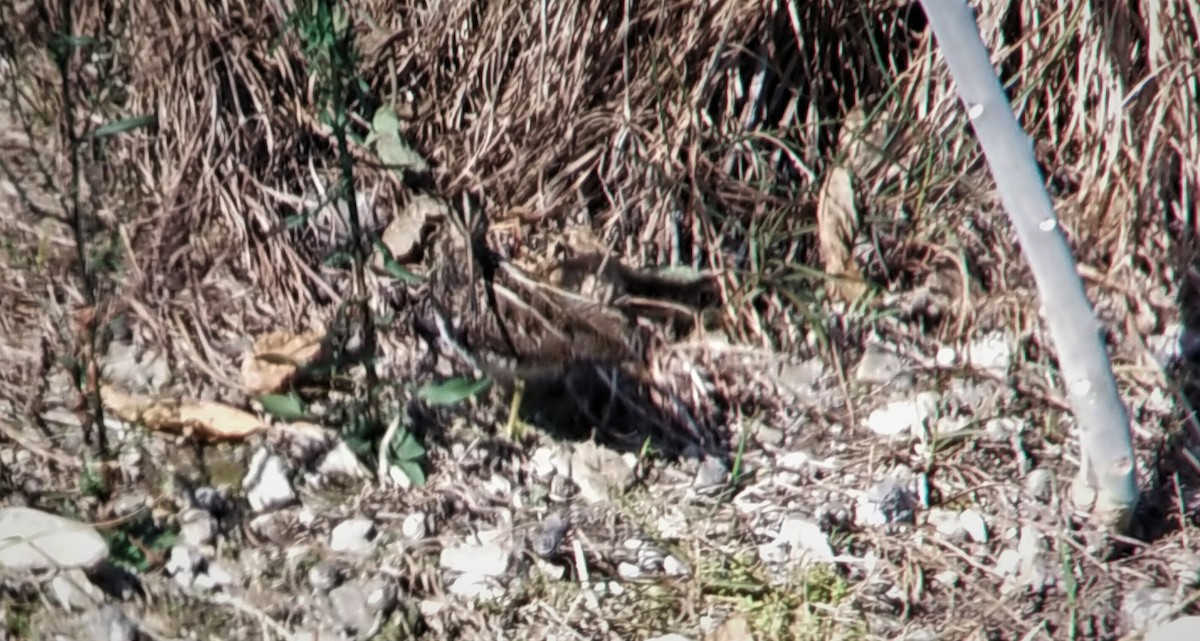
{"left": 995, "top": 549, "right": 1022, "bottom": 576}
{"left": 927, "top": 509, "right": 965, "bottom": 540}
{"left": 317, "top": 440, "right": 368, "bottom": 478}
{"left": 959, "top": 510, "right": 989, "bottom": 543}
{"left": 617, "top": 562, "right": 644, "bottom": 580}
{"left": 179, "top": 508, "right": 218, "bottom": 548}
{"left": 329, "top": 518, "right": 377, "bottom": 555}
{"left": 194, "top": 562, "right": 235, "bottom": 591}
{"left": 774, "top": 517, "right": 835, "bottom": 564}
{"left": 439, "top": 543, "right": 510, "bottom": 577}
{"left": 863, "top": 393, "right": 939, "bottom": 437}
{"left": 530, "top": 447, "right": 557, "bottom": 479}
{"left": 935, "top": 346, "right": 957, "bottom": 366}
{"left": 933, "top": 570, "right": 960, "bottom": 587}
{"left": 401, "top": 512, "right": 427, "bottom": 540}
{"left": 965, "top": 333, "right": 1012, "bottom": 375}
{"left": 244, "top": 448, "right": 297, "bottom": 513}
{"left": 483, "top": 474, "right": 513, "bottom": 498}
{"left": 1038, "top": 218, "right": 1057, "bottom": 231}
{"left": 446, "top": 573, "right": 504, "bottom": 601}
{"left": 662, "top": 554, "right": 690, "bottom": 576}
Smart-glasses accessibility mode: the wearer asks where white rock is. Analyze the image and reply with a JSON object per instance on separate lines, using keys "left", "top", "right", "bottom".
{"left": 447, "top": 573, "right": 504, "bottom": 601}
{"left": 864, "top": 392, "right": 939, "bottom": 437}
{"left": 166, "top": 544, "right": 200, "bottom": 588}
{"left": 927, "top": 509, "right": 965, "bottom": 540}
{"left": 330, "top": 518, "right": 377, "bottom": 555}
{"left": 179, "top": 508, "right": 218, "bottom": 548}
{"left": 483, "top": 474, "right": 513, "bottom": 498}
{"left": 933, "top": 570, "right": 959, "bottom": 587}
{"left": 50, "top": 568, "right": 105, "bottom": 610}
{"left": 995, "top": 549, "right": 1021, "bottom": 576}
{"left": 958, "top": 510, "right": 989, "bottom": 543}
{"left": 244, "top": 448, "right": 297, "bottom": 513}
{"left": 1123, "top": 586, "right": 1176, "bottom": 632}
{"left": 1024, "top": 468, "right": 1053, "bottom": 502}
{"left": 617, "top": 561, "right": 644, "bottom": 580}
{"left": 401, "top": 512, "right": 427, "bottom": 540}
{"left": 965, "top": 332, "right": 1012, "bottom": 375}
{"left": 193, "top": 562, "right": 236, "bottom": 591}
{"left": 985, "top": 417, "right": 1026, "bottom": 440}
{"left": 439, "top": 543, "right": 510, "bottom": 577}
{"left": 82, "top": 604, "right": 138, "bottom": 641}
{"left": 662, "top": 554, "right": 690, "bottom": 577}
{"left": 317, "top": 440, "right": 368, "bottom": 478}
{"left": 773, "top": 517, "right": 835, "bottom": 564}
{"left": 1145, "top": 616, "right": 1200, "bottom": 641}
{"left": 935, "top": 346, "right": 957, "bottom": 366}
{"left": 0, "top": 507, "right": 109, "bottom": 571}
{"left": 530, "top": 447, "right": 558, "bottom": 479}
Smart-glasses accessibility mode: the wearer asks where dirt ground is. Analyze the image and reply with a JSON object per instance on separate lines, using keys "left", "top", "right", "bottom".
{"left": 2, "top": 1, "right": 1200, "bottom": 640}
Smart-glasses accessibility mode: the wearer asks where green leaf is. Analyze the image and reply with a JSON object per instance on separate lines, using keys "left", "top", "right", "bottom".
{"left": 367, "top": 106, "right": 428, "bottom": 177}
{"left": 89, "top": 115, "right": 157, "bottom": 139}
{"left": 395, "top": 459, "right": 426, "bottom": 487}
{"left": 376, "top": 133, "right": 429, "bottom": 175}
{"left": 371, "top": 105, "right": 402, "bottom": 137}
{"left": 323, "top": 250, "right": 353, "bottom": 267}
{"left": 284, "top": 213, "right": 310, "bottom": 229}
{"left": 373, "top": 240, "right": 425, "bottom": 283}
{"left": 258, "top": 393, "right": 307, "bottom": 421}
{"left": 417, "top": 377, "right": 492, "bottom": 406}
{"left": 389, "top": 429, "right": 426, "bottom": 461}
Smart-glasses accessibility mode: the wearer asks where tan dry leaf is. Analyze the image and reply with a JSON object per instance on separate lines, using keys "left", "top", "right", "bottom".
{"left": 816, "top": 163, "right": 866, "bottom": 302}
{"left": 101, "top": 387, "right": 266, "bottom": 440}
{"left": 241, "top": 329, "right": 327, "bottom": 395}
{"left": 374, "top": 193, "right": 448, "bottom": 268}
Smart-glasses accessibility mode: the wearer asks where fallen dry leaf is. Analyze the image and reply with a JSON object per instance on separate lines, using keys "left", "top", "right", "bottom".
{"left": 241, "top": 328, "right": 327, "bottom": 395}
{"left": 101, "top": 387, "right": 266, "bottom": 440}
{"left": 817, "top": 163, "right": 866, "bottom": 303}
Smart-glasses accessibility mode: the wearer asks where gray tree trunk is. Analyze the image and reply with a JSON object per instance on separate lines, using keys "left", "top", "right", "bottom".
{"left": 917, "top": 0, "right": 1139, "bottom": 530}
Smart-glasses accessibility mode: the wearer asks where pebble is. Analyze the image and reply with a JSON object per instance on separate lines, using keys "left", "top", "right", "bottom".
{"left": 854, "top": 343, "right": 906, "bottom": 385}
{"left": 864, "top": 393, "right": 939, "bottom": 437}
{"left": 856, "top": 479, "right": 918, "bottom": 527}
{"left": 179, "top": 508, "right": 218, "bottom": 548}
{"left": 329, "top": 518, "right": 377, "bottom": 556}
{"left": 50, "top": 568, "right": 106, "bottom": 611}
{"left": 82, "top": 604, "right": 138, "bottom": 641}
{"left": 308, "top": 561, "right": 344, "bottom": 593}
{"left": 965, "top": 332, "right": 1012, "bottom": 375}
{"left": 1122, "top": 585, "right": 1176, "bottom": 632}
{"left": 244, "top": 448, "right": 297, "bottom": 513}
{"left": 401, "top": 512, "right": 428, "bottom": 540}
{"left": 1024, "top": 468, "right": 1053, "bottom": 502}
{"left": 440, "top": 542, "right": 510, "bottom": 577}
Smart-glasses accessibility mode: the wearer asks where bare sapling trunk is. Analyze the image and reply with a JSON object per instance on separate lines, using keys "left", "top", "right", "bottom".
{"left": 917, "top": 0, "right": 1138, "bottom": 530}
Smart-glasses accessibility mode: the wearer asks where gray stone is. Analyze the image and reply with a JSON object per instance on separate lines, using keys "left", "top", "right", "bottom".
{"left": 179, "top": 508, "right": 218, "bottom": 548}
{"left": 1123, "top": 585, "right": 1176, "bottom": 632}
{"left": 1146, "top": 616, "right": 1200, "bottom": 641}
{"left": 0, "top": 507, "right": 109, "bottom": 571}
{"left": 82, "top": 604, "right": 138, "bottom": 641}
{"left": 854, "top": 344, "right": 906, "bottom": 385}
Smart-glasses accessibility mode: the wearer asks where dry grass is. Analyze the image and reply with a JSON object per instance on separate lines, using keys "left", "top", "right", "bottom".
{"left": 3, "top": 0, "right": 1200, "bottom": 639}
